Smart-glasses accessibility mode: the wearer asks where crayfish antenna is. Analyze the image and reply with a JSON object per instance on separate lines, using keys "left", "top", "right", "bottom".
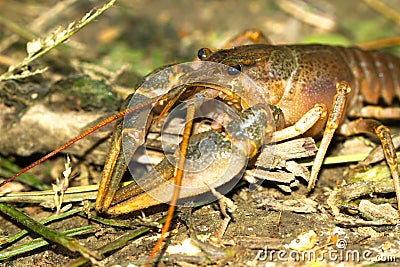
{"left": 0, "top": 98, "right": 158, "bottom": 189}
{"left": 144, "top": 104, "right": 195, "bottom": 266}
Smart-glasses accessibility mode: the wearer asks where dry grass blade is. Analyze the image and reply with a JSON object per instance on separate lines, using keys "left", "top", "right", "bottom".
{"left": 0, "top": 185, "right": 98, "bottom": 203}
{"left": 0, "top": 0, "right": 116, "bottom": 81}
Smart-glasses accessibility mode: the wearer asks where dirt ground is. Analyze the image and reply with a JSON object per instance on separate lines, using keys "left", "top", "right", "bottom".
{"left": 0, "top": 0, "right": 400, "bottom": 266}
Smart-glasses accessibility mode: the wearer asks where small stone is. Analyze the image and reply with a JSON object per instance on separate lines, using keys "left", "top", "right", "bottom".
{"left": 358, "top": 200, "right": 399, "bottom": 220}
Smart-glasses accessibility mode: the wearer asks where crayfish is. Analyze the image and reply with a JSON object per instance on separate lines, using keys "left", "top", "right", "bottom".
{"left": 2, "top": 30, "right": 400, "bottom": 263}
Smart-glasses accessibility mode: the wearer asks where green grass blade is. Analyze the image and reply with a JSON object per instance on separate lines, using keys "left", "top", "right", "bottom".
{"left": 0, "top": 156, "right": 51, "bottom": 190}
{"left": 0, "top": 203, "right": 102, "bottom": 261}
{"left": 0, "top": 225, "right": 96, "bottom": 261}
{"left": 1, "top": 208, "right": 81, "bottom": 247}
{"left": 64, "top": 217, "right": 168, "bottom": 267}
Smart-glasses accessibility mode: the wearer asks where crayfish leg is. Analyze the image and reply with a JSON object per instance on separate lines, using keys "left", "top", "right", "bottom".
{"left": 271, "top": 104, "right": 327, "bottom": 143}
{"left": 222, "top": 29, "right": 272, "bottom": 48}
{"left": 339, "top": 118, "right": 400, "bottom": 213}
{"left": 308, "top": 81, "right": 352, "bottom": 191}
{"left": 352, "top": 105, "right": 400, "bottom": 119}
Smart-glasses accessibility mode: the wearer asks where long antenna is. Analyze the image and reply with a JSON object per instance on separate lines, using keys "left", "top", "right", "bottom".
{"left": 0, "top": 97, "right": 158, "bottom": 188}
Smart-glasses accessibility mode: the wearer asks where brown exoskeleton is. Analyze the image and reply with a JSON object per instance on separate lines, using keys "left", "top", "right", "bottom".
{"left": 96, "top": 33, "right": 400, "bottom": 215}
{"left": 2, "top": 30, "right": 400, "bottom": 263}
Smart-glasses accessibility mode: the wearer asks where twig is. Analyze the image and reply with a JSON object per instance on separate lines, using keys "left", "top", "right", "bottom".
{"left": 363, "top": 0, "right": 400, "bottom": 25}
{"left": 275, "top": 0, "right": 336, "bottom": 31}
{"left": 357, "top": 36, "right": 400, "bottom": 50}
{"left": 33, "top": 0, "right": 79, "bottom": 32}
{"left": 0, "top": 0, "right": 78, "bottom": 53}
{"left": 334, "top": 214, "right": 400, "bottom": 226}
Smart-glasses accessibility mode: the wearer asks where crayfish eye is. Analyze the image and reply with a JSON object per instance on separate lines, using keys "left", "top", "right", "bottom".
{"left": 227, "top": 64, "right": 242, "bottom": 75}
{"left": 197, "top": 48, "right": 212, "bottom": 60}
